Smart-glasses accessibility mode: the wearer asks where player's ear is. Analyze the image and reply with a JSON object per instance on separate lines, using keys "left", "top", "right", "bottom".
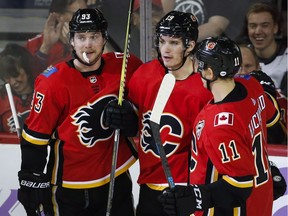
{"left": 201, "top": 67, "right": 214, "bottom": 81}
{"left": 185, "top": 41, "right": 195, "bottom": 56}
{"left": 187, "top": 41, "right": 195, "bottom": 51}
{"left": 207, "top": 67, "right": 215, "bottom": 80}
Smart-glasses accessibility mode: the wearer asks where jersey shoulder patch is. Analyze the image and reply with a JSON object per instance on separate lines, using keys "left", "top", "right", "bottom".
{"left": 214, "top": 112, "right": 234, "bottom": 127}
{"left": 42, "top": 65, "right": 58, "bottom": 77}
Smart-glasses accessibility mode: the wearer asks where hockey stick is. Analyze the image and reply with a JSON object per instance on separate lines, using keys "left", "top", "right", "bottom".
{"left": 6, "top": 83, "right": 45, "bottom": 215}
{"left": 106, "top": 0, "right": 134, "bottom": 215}
{"left": 5, "top": 83, "right": 21, "bottom": 137}
{"left": 149, "top": 73, "right": 176, "bottom": 189}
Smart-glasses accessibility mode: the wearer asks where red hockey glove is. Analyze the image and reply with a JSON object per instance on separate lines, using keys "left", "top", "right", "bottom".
{"left": 18, "top": 170, "right": 52, "bottom": 216}
{"left": 103, "top": 99, "right": 138, "bottom": 137}
{"left": 158, "top": 185, "right": 209, "bottom": 216}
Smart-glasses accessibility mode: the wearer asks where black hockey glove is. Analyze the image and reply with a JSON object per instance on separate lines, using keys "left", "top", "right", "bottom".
{"left": 270, "top": 161, "right": 287, "bottom": 200}
{"left": 18, "top": 170, "right": 51, "bottom": 216}
{"left": 250, "top": 70, "right": 277, "bottom": 97}
{"left": 158, "top": 185, "right": 209, "bottom": 216}
{"left": 103, "top": 99, "right": 138, "bottom": 137}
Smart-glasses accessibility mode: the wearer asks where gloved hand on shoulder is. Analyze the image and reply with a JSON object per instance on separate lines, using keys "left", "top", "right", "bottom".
{"left": 158, "top": 185, "right": 209, "bottom": 216}
{"left": 18, "top": 170, "right": 52, "bottom": 216}
{"left": 103, "top": 99, "right": 138, "bottom": 137}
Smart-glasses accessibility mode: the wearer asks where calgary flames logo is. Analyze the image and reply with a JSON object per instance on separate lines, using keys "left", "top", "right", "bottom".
{"left": 71, "top": 95, "right": 115, "bottom": 148}
{"left": 207, "top": 41, "right": 216, "bottom": 50}
{"left": 141, "top": 111, "right": 180, "bottom": 157}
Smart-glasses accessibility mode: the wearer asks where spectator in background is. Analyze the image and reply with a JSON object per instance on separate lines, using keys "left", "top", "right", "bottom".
{"left": 0, "top": 43, "right": 40, "bottom": 133}
{"left": 237, "top": 44, "right": 287, "bottom": 144}
{"left": 237, "top": 44, "right": 261, "bottom": 75}
{"left": 173, "top": 0, "right": 274, "bottom": 42}
{"left": 25, "top": 0, "right": 87, "bottom": 71}
{"left": 245, "top": 2, "right": 287, "bottom": 96}
{"left": 173, "top": 0, "right": 230, "bottom": 42}
{"left": 25, "top": 0, "right": 133, "bottom": 66}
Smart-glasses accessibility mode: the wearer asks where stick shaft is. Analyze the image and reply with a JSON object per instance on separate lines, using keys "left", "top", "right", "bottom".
{"left": 150, "top": 74, "right": 176, "bottom": 189}
{"left": 5, "top": 83, "right": 21, "bottom": 137}
{"left": 117, "top": 0, "right": 134, "bottom": 105}
{"left": 150, "top": 121, "right": 175, "bottom": 189}
{"left": 106, "top": 0, "right": 134, "bottom": 215}
{"left": 106, "top": 129, "right": 120, "bottom": 216}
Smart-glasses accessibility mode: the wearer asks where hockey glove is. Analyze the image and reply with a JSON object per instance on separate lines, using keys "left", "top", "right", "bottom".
{"left": 270, "top": 161, "right": 287, "bottom": 200}
{"left": 103, "top": 99, "right": 138, "bottom": 137}
{"left": 250, "top": 70, "right": 277, "bottom": 97}
{"left": 158, "top": 185, "right": 209, "bottom": 216}
{"left": 18, "top": 170, "right": 51, "bottom": 216}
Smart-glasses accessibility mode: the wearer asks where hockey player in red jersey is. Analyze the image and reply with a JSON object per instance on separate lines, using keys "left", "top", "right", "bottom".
{"left": 105, "top": 11, "right": 212, "bottom": 216}
{"left": 18, "top": 8, "right": 142, "bottom": 216}
{"left": 159, "top": 37, "right": 279, "bottom": 216}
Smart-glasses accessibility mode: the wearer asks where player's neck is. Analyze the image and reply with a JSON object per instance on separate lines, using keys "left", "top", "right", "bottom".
{"left": 211, "top": 79, "right": 235, "bottom": 103}
{"left": 169, "top": 58, "right": 194, "bottom": 80}
{"left": 73, "top": 58, "right": 102, "bottom": 72}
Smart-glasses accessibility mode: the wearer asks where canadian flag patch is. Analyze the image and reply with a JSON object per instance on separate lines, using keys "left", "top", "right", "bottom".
{"left": 214, "top": 112, "right": 234, "bottom": 126}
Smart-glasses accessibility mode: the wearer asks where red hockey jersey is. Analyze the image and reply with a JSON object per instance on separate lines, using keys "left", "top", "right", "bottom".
{"left": 190, "top": 76, "right": 276, "bottom": 216}
{"left": 0, "top": 92, "right": 32, "bottom": 133}
{"left": 128, "top": 59, "right": 212, "bottom": 187}
{"left": 21, "top": 52, "right": 142, "bottom": 189}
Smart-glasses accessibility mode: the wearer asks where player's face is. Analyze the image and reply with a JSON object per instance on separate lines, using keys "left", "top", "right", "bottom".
{"left": 72, "top": 31, "right": 106, "bottom": 65}
{"left": 238, "top": 47, "right": 260, "bottom": 75}
{"left": 158, "top": 35, "right": 186, "bottom": 70}
{"left": 4, "top": 68, "right": 31, "bottom": 95}
{"left": 247, "top": 12, "right": 278, "bottom": 51}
